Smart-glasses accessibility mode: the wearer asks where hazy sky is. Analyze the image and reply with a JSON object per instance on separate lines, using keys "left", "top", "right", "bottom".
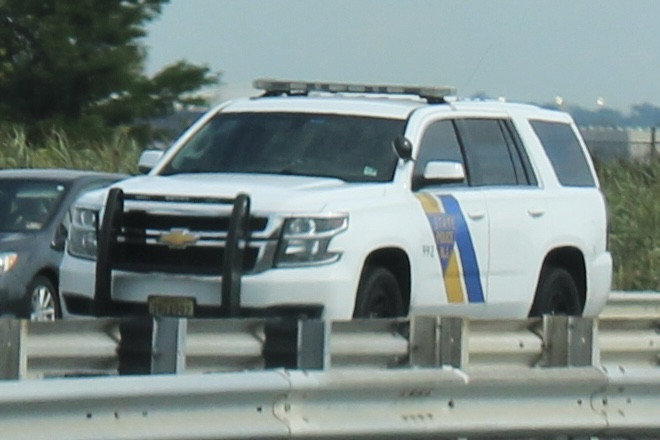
{"left": 143, "top": 0, "right": 660, "bottom": 111}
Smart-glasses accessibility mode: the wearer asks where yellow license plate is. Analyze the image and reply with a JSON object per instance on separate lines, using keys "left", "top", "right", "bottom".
{"left": 148, "top": 296, "right": 195, "bottom": 317}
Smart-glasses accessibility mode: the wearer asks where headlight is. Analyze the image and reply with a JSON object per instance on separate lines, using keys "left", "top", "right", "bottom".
{"left": 0, "top": 252, "right": 18, "bottom": 273}
{"left": 67, "top": 206, "right": 99, "bottom": 260}
{"left": 275, "top": 214, "right": 348, "bottom": 267}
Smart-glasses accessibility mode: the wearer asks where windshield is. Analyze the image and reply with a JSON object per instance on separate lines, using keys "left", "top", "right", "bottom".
{"left": 160, "top": 112, "right": 406, "bottom": 182}
{"left": 0, "top": 180, "right": 68, "bottom": 232}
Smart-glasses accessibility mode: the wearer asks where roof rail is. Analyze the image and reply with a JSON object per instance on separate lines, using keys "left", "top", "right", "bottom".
{"left": 253, "top": 78, "right": 456, "bottom": 103}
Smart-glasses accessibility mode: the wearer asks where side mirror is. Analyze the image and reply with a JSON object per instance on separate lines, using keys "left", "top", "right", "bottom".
{"left": 423, "top": 161, "right": 466, "bottom": 182}
{"left": 393, "top": 136, "right": 413, "bottom": 161}
{"left": 137, "top": 149, "right": 165, "bottom": 174}
{"left": 51, "top": 223, "right": 67, "bottom": 252}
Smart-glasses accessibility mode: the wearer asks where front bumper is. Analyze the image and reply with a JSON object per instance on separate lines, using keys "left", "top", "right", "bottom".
{"left": 0, "top": 274, "right": 29, "bottom": 318}
{"left": 59, "top": 254, "right": 357, "bottom": 320}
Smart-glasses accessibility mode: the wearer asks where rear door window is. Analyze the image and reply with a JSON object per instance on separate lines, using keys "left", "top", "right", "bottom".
{"left": 530, "top": 120, "right": 596, "bottom": 187}
{"left": 456, "top": 119, "right": 533, "bottom": 186}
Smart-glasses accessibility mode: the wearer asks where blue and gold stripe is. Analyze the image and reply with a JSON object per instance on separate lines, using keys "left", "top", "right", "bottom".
{"left": 417, "top": 193, "right": 485, "bottom": 304}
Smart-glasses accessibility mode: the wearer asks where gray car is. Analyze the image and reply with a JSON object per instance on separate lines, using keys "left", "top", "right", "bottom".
{"left": 0, "top": 169, "right": 125, "bottom": 321}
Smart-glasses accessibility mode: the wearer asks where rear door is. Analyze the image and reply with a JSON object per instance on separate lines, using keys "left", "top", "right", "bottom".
{"left": 455, "top": 118, "right": 547, "bottom": 317}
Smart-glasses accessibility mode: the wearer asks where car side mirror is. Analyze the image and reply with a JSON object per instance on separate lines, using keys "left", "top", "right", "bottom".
{"left": 413, "top": 160, "right": 466, "bottom": 190}
{"left": 51, "top": 223, "right": 67, "bottom": 252}
{"left": 423, "top": 161, "right": 466, "bottom": 181}
{"left": 393, "top": 136, "right": 413, "bottom": 161}
{"left": 138, "top": 149, "right": 165, "bottom": 174}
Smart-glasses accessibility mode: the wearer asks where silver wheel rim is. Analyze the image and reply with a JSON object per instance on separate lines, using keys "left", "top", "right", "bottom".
{"left": 30, "top": 284, "right": 56, "bottom": 321}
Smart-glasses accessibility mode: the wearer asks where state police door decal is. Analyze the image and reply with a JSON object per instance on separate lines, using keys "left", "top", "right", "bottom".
{"left": 417, "top": 193, "right": 485, "bottom": 304}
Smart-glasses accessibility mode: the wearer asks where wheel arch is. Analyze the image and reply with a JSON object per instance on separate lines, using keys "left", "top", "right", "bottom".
{"left": 360, "top": 247, "right": 411, "bottom": 315}
{"left": 537, "top": 246, "right": 587, "bottom": 311}
{"left": 31, "top": 267, "right": 59, "bottom": 294}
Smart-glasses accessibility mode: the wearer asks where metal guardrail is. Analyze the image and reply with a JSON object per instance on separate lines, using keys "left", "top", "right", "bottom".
{"left": 1, "top": 291, "right": 658, "bottom": 379}
{"left": 0, "top": 364, "right": 658, "bottom": 439}
{"left": 0, "top": 291, "right": 657, "bottom": 439}
{"left": 600, "top": 291, "right": 660, "bottom": 318}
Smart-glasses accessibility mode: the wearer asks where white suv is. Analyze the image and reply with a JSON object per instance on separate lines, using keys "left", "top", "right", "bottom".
{"left": 59, "top": 80, "right": 612, "bottom": 320}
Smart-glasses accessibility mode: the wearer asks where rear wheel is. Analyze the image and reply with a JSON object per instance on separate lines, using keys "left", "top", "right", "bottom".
{"left": 529, "top": 266, "right": 581, "bottom": 317}
{"left": 27, "top": 275, "right": 61, "bottom": 321}
{"left": 353, "top": 266, "right": 405, "bottom": 318}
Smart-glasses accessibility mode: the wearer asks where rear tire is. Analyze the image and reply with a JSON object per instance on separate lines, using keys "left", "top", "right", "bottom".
{"left": 353, "top": 266, "right": 405, "bottom": 318}
{"left": 529, "top": 266, "right": 581, "bottom": 317}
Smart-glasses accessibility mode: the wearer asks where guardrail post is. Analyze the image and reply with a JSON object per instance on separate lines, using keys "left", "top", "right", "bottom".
{"left": 409, "top": 316, "right": 466, "bottom": 368}
{"left": 152, "top": 317, "right": 187, "bottom": 374}
{"left": 297, "top": 319, "right": 327, "bottom": 369}
{"left": 263, "top": 318, "right": 326, "bottom": 369}
{"left": 0, "top": 319, "right": 25, "bottom": 380}
{"left": 541, "top": 315, "right": 597, "bottom": 367}
{"left": 439, "top": 317, "right": 466, "bottom": 367}
{"left": 263, "top": 318, "right": 297, "bottom": 368}
{"left": 409, "top": 316, "right": 437, "bottom": 367}
{"left": 117, "top": 317, "right": 153, "bottom": 375}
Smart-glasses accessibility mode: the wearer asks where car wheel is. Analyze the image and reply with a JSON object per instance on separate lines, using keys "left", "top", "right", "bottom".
{"left": 529, "top": 266, "right": 582, "bottom": 317}
{"left": 353, "top": 266, "right": 405, "bottom": 318}
{"left": 27, "top": 275, "right": 61, "bottom": 321}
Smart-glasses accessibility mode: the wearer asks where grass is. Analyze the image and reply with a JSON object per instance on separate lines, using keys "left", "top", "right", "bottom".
{"left": 0, "top": 127, "right": 141, "bottom": 174}
{"left": 1, "top": 127, "right": 657, "bottom": 291}
{"left": 596, "top": 159, "right": 659, "bottom": 291}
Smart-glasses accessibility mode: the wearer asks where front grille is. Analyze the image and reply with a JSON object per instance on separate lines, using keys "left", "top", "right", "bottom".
{"left": 114, "top": 239, "right": 260, "bottom": 275}
{"left": 95, "top": 190, "right": 264, "bottom": 318}
{"left": 113, "top": 210, "right": 268, "bottom": 275}
{"left": 120, "top": 210, "right": 268, "bottom": 231}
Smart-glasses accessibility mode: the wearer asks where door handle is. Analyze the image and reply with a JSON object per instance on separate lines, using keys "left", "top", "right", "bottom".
{"left": 467, "top": 210, "right": 486, "bottom": 220}
{"left": 528, "top": 207, "right": 545, "bottom": 217}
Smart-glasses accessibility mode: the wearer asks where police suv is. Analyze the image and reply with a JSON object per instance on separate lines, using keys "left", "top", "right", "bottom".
{"left": 59, "top": 79, "right": 613, "bottom": 320}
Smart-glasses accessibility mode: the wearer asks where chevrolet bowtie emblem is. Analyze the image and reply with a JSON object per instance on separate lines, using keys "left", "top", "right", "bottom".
{"left": 158, "top": 228, "right": 200, "bottom": 249}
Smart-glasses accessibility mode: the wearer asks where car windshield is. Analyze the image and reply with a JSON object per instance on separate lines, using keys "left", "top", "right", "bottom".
{"left": 0, "top": 180, "right": 68, "bottom": 232}
{"left": 159, "top": 112, "right": 406, "bottom": 182}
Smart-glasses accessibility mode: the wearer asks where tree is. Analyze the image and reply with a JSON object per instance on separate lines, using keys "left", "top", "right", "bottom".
{"left": 0, "top": 0, "right": 218, "bottom": 142}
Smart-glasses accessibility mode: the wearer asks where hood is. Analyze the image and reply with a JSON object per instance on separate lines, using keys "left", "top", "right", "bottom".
{"left": 0, "top": 231, "right": 33, "bottom": 251}
{"left": 91, "top": 173, "right": 388, "bottom": 213}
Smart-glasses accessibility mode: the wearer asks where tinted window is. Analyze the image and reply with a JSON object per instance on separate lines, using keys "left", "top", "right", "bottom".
{"left": 414, "top": 120, "right": 465, "bottom": 188}
{"left": 457, "top": 119, "right": 519, "bottom": 186}
{"left": 161, "top": 112, "right": 405, "bottom": 183}
{"left": 0, "top": 180, "right": 68, "bottom": 232}
{"left": 530, "top": 120, "right": 596, "bottom": 187}
{"left": 501, "top": 120, "right": 538, "bottom": 186}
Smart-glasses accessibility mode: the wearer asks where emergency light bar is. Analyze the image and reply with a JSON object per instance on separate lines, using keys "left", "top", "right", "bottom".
{"left": 253, "top": 78, "right": 456, "bottom": 103}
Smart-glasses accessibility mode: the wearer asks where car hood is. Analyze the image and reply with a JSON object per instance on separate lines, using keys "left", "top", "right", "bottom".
{"left": 0, "top": 232, "right": 33, "bottom": 251}
{"left": 81, "top": 173, "right": 389, "bottom": 213}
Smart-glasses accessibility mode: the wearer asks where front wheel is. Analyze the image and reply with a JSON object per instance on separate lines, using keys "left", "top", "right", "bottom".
{"left": 529, "top": 266, "right": 582, "bottom": 317}
{"left": 353, "top": 266, "right": 405, "bottom": 318}
{"left": 27, "top": 275, "right": 61, "bottom": 321}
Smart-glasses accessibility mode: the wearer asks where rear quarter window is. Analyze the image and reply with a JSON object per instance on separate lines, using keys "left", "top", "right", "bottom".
{"left": 530, "top": 120, "right": 596, "bottom": 187}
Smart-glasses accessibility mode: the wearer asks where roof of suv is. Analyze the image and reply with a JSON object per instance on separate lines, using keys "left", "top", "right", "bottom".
{"left": 222, "top": 95, "right": 570, "bottom": 123}
{"left": 217, "top": 79, "right": 569, "bottom": 122}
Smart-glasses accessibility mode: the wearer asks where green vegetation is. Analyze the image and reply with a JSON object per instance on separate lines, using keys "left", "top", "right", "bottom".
{"left": 1, "top": 128, "right": 657, "bottom": 291}
{"left": 596, "top": 159, "right": 659, "bottom": 291}
{"left": 0, "top": 127, "right": 140, "bottom": 174}
{"left": 0, "top": 0, "right": 218, "bottom": 144}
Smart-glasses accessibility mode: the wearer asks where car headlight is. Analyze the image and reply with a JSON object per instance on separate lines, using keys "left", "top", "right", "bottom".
{"left": 67, "top": 206, "right": 99, "bottom": 260}
{"left": 0, "top": 252, "right": 18, "bottom": 273}
{"left": 275, "top": 214, "right": 348, "bottom": 267}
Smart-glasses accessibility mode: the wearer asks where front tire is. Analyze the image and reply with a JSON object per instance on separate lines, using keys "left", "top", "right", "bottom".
{"left": 529, "top": 266, "right": 582, "bottom": 317}
{"left": 353, "top": 266, "right": 405, "bottom": 318}
{"left": 27, "top": 275, "right": 61, "bottom": 321}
